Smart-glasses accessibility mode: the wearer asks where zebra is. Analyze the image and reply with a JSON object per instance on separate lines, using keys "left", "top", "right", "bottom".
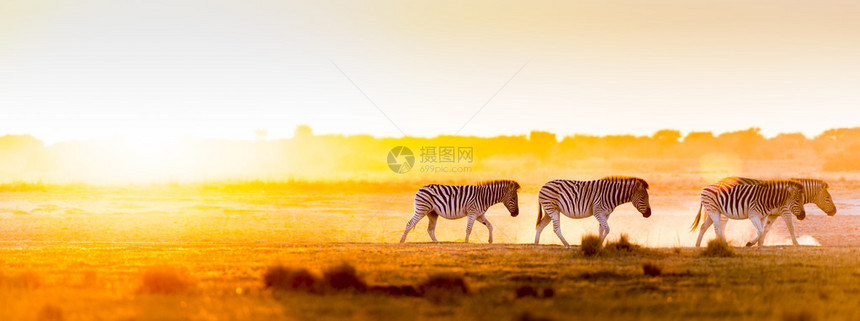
{"left": 696, "top": 177, "right": 836, "bottom": 247}
{"left": 690, "top": 179, "right": 806, "bottom": 247}
{"left": 535, "top": 176, "right": 651, "bottom": 246}
{"left": 399, "top": 180, "right": 520, "bottom": 244}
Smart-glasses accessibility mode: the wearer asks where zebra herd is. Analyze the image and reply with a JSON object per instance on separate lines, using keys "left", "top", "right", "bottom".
{"left": 399, "top": 176, "right": 837, "bottom": 247}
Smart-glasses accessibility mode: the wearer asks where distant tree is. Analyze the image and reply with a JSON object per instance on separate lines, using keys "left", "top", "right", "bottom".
{"left": 254, "top": 129, "right": 268, "bottom": 141}
{"left": 294, "top": 125, "right": 313, "bottom": 140}
{"left": 652, "top": 129, "right": 681, "bottom": 157}
{"left": 823, "top": 144, "right": 860, "bottom": 171}
{"left": 718, "top": 128, "right": 767, "bottom": 158}
{"left": 653, "top": 129, "right": 681, "bottom": 143}
{"left": 682, "top": 131, "right": 718, "bottom": 156}
{"left": 529, "top": 131, "right": 557, "bottom": 160}
{"left": 769, "top": 133, "right": 809, "bottom": 158}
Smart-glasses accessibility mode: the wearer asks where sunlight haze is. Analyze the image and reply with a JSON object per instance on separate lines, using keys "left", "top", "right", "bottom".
{"left": 2, "top": 0, "right": 859, "bottom": 143}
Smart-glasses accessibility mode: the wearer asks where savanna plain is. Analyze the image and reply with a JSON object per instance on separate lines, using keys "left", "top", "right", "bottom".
{"left": 2, "top": 164, "right": 860, "bottom": 321}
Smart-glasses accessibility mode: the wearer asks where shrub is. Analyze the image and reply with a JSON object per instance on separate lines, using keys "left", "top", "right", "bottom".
{"left": 515, "top": 285, "right": 539, "bottom": 298}
{"left": 263, "top": 266, "right": 319, "bottom": 292}
{"left": 700, "top": 239, "right": 735, "bottom": 257}
{"left": 139, "top": 266, "right": 194, "bottom": 294}
{"left": 323, "top": 263, "right": 367, "bottom": 293}
{"left": 0, "top": 270, "right": 42, "bottom": 288}
{"left": 420, "top": 274, "right": 469, "bottom": 302}
{"left": 542, "top": 288, "right": 555, "bottom": 298}
{"left": 783, "top": 310, "right": 816, "bottom": 321}
{"left": 605, "top": 234, "right": 636, "bottom": 252}
{"left": 642, "top": 262, "right": 662, "bottom": 276}
{"left": 580, "top": 234, "right": 603, "bottom": 257}
{"left": 516, "top": 312, "right": 554, "bottom": 321}
{"left": 368, "top": 285, "right": 419, "bottom": 297}
{"left": 37, "top": 304, "right": 63, "bottom": 321}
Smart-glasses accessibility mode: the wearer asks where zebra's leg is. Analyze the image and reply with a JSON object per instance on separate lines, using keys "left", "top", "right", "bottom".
{"left": 695, "top": 215, "right": 714, "bottom": 247}
{"left": 704, "top": 205, "right": 726, "bottom": 243}
{"left": 594, "top": 212, "right": 610, "bottom": 244}
{"left": 754, "top": 215, "right": 778, "bottom": 246}
{"left": 534, "top": 209, "right": 553, "bottom": 244}
{"left": 545, "top": 208, "right": 569, "bottom": 246}
{"left": 747, "top": 213, "right": 766, "bottom": 247}
{"left": 782, "top": 214, "right": 799, "bottom": 246}
{"left": 426, "top": 212, "right": 439, "bottom": 242}
{"left": 464, "top": 212, "right": 478, "bottom": 243}
{"left": 400, "top": 210, "right": 429, "bottom": 243}
{"left": 477, "top": 215, "right": 493, "bottom": 244}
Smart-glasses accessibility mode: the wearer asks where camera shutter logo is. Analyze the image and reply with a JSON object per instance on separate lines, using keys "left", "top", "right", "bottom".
{"left": 387, "top": 146, "right": 415, "bottom": 174}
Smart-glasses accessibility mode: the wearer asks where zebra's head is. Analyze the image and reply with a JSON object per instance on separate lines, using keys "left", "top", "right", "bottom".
{"left": 784, "top": 181, "right": 807, "bottom": 221}
{"left": 630, "top": 178, "right": 651, "bottom": 218}
{"left": 504, "top": 181, "right": 521, "bottom": 217}
{"left": 792, "top": 178, "right": 836, "bottom": 216}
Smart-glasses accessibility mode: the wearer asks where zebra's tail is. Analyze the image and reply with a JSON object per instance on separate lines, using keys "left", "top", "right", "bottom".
{"left": 536, "top": 202, "right": 543, "bottom": 227}
{"left": 690, "top": 203, "right": 703, "bottom": 232}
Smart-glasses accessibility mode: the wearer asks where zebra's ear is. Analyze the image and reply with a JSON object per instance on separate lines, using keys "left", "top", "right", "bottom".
{"left": 639, "top": 179, "right": 649, "bottom": 190}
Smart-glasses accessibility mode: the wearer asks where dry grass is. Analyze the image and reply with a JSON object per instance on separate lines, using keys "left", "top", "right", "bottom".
{"left": 1, "top": 182, "right": 859, "bottom": 321}
{"left": 0, "top": 243, "right": 858, "bottom": 321}
{"left": 642, "top": 262, "right": 662, "bottom": 276}
{"left": 700, "top": 239, "right": 736, "bottom": 257}
{"left": 263, "top": 266, "right": 318, "bottom": 293}
{"left": 0, "top": 270, "right": 41, "bottom": 289}
{"left": 581, "top": 234, "right": 603, "bottom": 256}
{"left": 322, "top": 263, "right": 367, "bottom": 293}
{"left": 138, "top": 266, "right": 195, "bottom": 294}
{"left": 36, "top": 304, "right": 63, "bottom": 321}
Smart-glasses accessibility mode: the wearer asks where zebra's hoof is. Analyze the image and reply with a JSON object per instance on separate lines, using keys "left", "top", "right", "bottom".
{"left": 745, "top": 242, "right": 754, "bottom": 247}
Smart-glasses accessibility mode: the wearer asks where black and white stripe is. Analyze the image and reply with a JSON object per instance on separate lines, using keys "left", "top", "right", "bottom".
{"left": 699, "top": 177, "right": 836, "bottom": 246}
{"left": 691, "top": 179, "right": 806, "bottom": 247}
{"left": 399, "top": 180, "right": 521, "bottom": 243}
{"left": 535, "top": 176, "right": 651, "bottom": 246}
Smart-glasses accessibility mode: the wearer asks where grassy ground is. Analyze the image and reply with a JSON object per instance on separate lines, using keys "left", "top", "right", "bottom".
{"left": 2, "top": 242, "right": 859, "bottom": 321}
{"left": 2, "top": 177, "right": 859, "bottom": 320}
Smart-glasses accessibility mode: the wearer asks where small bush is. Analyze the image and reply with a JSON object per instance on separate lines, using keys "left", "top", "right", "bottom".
{"left": 581, "top": 234, "right": 603, "bottom": 256}
{"left": 783, "top": 310, "right": 816, "bottom": 321}
{"left": 578, "top": 270, "right": 624, "bottom": 280}
{"left": 605, "top": 234, "right": 637, "bottom": 252}
{"left": 0, "top": 270, "right": 42, "bottom": 288}
{"left": 139, "top": 266, "right": 194, "bottom": 294}
{"left": 700, "top": 239, "right": 735, "bottom": 257}
{"left": 368, "top": 285, "right": 419, "bottom": 297}
{"left": 673, "top": 247, "right": 683, "bottom": 255}
{"left": 515, "top": 285, "right": 539, "bottom": 298}
{"left": 421, "top": 274, "right": 468, "bottom": 294}
{"left": 516, "top": 312, "right": 554, "bottom": 321}
{"left": 420, "top": 274, "right": 469, "bottom": 302}
{"left": 541, "top": 288, "right": 555, "bottom": 298}
{"left": 37, "top": 304, "right": 63, "bottom": 321}
{"left": 642, "top": 262, "right": 662, "bottom": 276}
{"left": 263, "top": 266, "right": 319, "bottom": 292}
{"left": 323, "top": 263, "right": 367, "bottom": 293}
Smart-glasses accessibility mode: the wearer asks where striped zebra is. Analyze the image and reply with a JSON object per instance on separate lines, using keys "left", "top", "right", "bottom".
{"left": 535, "top": 176, "right": 651, "bottom": 246}
{"left": 690, "top": 179, "right": 806, "bottom": 247}
{"left": 696, "top": 177, "right": 836, "bottom": 247}
{"left": 399, "top": 180, "right": 521, "bottom": 244}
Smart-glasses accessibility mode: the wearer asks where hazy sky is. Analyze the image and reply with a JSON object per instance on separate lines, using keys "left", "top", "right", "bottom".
{"left": 2, "top": 0, "right": 859, "bottom": 144}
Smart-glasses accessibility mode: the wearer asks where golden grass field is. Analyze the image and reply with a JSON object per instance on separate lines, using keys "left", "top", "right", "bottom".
{"left": 2, "top": 172, "right": 860, "bottom": 320}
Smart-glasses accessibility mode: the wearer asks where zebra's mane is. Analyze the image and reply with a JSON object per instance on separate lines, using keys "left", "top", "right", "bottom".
{"left": 790, "top": 178, "right": 829, "bottom": 189}
{"left": 477, "top": 179, "right": 521, "bottom": 190}
{"left": 600, "top": 176, "right": 649, "bottom": 189}
{"left": 760, "top": 179, "right": 804, "bottom": 190}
